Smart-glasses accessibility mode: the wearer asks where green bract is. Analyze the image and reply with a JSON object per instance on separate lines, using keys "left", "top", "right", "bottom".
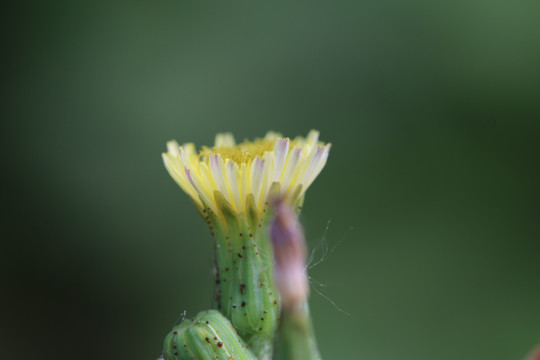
{"left": 205, "top": 185, "right": 291, "bottom": 358}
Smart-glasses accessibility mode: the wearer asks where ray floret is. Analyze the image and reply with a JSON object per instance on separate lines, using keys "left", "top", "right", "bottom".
{"left": 162, "top": 130, "right": 331, "bottom": 216}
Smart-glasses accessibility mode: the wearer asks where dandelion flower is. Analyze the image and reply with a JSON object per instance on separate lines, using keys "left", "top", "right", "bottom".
{"left": 161, "top": 130, "right": 330, "bottom": 359}
{"left": 162, "top": 130, "right": 330, "bottom": 217}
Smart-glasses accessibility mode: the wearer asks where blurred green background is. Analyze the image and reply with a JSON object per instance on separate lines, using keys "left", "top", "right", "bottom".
{"left": 2, "top": 1, "right": 539, "bottom": 359}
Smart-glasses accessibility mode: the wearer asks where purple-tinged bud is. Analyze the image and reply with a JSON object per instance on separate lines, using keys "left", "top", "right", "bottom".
{"left": 270, "top": 200, "right": 309, "bottom": 310}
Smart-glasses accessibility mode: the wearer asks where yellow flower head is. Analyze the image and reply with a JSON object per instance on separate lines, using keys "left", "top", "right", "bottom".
{"left": 162, "top": 130, "right": 330, "bottom": 215}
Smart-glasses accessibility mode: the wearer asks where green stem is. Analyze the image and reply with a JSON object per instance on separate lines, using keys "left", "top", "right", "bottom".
{"left": 273, "top": 302, "right": 321, "bottom": 360}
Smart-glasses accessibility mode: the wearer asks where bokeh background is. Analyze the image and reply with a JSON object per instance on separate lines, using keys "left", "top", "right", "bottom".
{"left": 2, "top": 1, "right": 539, "bottom": 359}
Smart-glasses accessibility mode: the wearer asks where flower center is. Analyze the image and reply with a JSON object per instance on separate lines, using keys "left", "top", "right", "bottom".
{"left": 200, "top": 138, "right": 278, "bottom": 164}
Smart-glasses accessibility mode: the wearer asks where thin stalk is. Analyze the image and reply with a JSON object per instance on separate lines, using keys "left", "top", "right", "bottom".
{"left": 273, "top": 301, "right": 321, "bottom": 360}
